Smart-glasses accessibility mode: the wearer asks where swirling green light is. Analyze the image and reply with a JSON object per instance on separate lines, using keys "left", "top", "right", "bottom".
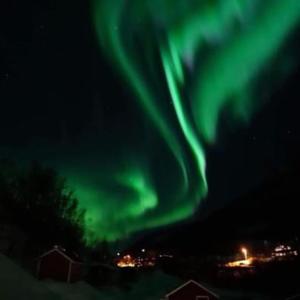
{"left": 72, "top": 0, "right": 300, "bottom": 243}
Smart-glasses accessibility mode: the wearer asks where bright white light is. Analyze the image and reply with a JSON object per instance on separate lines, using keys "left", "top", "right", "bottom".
{"left": 241, "top": 248, "right": 248, "bottom": 260}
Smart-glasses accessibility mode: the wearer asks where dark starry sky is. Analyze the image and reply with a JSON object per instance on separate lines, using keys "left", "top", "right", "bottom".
{"left": 1, "top": 0, "right": 300, "bottom": 240}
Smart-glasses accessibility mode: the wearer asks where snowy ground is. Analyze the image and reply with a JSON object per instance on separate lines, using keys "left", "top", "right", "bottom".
{"left": 0, "top": 253, "right": 178, "bottom": 300}
{"left": 0, "top": 254, "right": 60, "bottom": 300}
{"left": 0, "top": 254, "right": 274, "bottom": 299}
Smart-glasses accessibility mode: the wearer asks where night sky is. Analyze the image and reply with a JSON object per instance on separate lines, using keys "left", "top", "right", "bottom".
{"left": 1, "top": 0, "right": 300, "bottom": 244}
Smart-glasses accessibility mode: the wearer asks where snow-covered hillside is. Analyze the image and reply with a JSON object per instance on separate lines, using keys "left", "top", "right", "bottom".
{"left": 0, "top": 254, "right": 272, "bottom": 299}
{"left": 0, "top": 253, "right": 178, "bottom": 300}
{"left": 0, "top": 254, "right": 61, "bottom": 300}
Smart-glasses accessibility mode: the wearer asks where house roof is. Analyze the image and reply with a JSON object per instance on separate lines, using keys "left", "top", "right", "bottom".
{"left": 165, "top": 279, "right": 219, "bottom": 299}
{"left": 39, "top": 245, "right": 82, "bottom": 264}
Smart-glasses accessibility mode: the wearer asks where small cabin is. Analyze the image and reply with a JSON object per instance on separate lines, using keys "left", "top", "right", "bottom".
{"left": 163, "top": 280, "right": 219, "bottom": 300}
{"left": 37, "top": 245, "right": 82, "bottom": 283}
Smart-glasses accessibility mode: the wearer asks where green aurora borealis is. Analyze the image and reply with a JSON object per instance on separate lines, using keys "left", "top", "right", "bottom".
{"left": 2, "top": 0, "right": 300, "bottom": 245}
{"left": 70, "top": 0, "right": 300, "bottom": 243}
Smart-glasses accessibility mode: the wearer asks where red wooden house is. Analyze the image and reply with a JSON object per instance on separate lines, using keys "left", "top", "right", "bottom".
{"left": 36, "top": 245, "right": 83, "bottom": 283}
{"left": 163, "top": 280, "right": 219, "bottom": 300}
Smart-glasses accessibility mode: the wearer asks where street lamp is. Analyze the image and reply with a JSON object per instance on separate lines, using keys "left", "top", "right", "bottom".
{"left": 241, "top": 247, "right": 248, "bottom": 260}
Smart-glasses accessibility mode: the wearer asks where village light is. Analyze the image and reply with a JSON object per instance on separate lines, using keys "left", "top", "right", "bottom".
{"left": 241, "top": 247, "right": 248, "bottom": 260}
{"left": 117, "top": 254, "right": 136, "bottom": 268}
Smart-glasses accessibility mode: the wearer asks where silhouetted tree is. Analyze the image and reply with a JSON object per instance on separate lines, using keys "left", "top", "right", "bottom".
{"left": 0, "top": 159, "right": 85, "bottom": 250}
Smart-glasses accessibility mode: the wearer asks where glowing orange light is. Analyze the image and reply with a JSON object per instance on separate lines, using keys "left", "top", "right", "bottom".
{"left": 225, "top": 247, "right": 253, "bottom": 268}
{"left": 117, "top": 254, "right": 136, "bottom": 268}
{"left": 225, "top": 258, "right": 252, "bottom": 268}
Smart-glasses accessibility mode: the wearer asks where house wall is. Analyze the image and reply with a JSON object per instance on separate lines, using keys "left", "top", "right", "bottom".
{"left": 38, "top": 251, "right": 70, "bottom": 282}
{"left": 70, "top": 262, "right": 82, "bottom": 282}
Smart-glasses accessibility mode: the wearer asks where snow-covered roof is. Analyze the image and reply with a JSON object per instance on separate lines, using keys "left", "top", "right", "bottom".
{"left": 39, "top": 245, "right": 82, "bottom": 263}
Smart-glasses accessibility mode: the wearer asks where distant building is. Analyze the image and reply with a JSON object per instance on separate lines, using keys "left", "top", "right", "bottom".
{"left": 36, "top": 245, "right": 83, "bottom": 283}
{"left": 272, "top": 244, "right": 298, "bottom": 260}
{"left": 163, "top": 280, "right": 219, "bottom": 300}
{"left": 116, "top": 252, "right": 156, "bottom": 268}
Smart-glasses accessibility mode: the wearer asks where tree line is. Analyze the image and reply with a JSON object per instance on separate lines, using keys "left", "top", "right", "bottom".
{"left": 0, "top": 159, "right": 85, "bottom": 251}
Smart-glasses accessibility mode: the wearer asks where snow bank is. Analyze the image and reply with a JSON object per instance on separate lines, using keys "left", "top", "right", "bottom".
{"left": 44, "top": 281, "right": 101, "bottom": 300}
{"left": 0, "top": 254, "right": 61, "bottom": 300}
{"left": 45, "top": 270, "right": 179, "bottom": 300}
{"left": 0, "top": 253, "right": 178, "bottom": 300}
